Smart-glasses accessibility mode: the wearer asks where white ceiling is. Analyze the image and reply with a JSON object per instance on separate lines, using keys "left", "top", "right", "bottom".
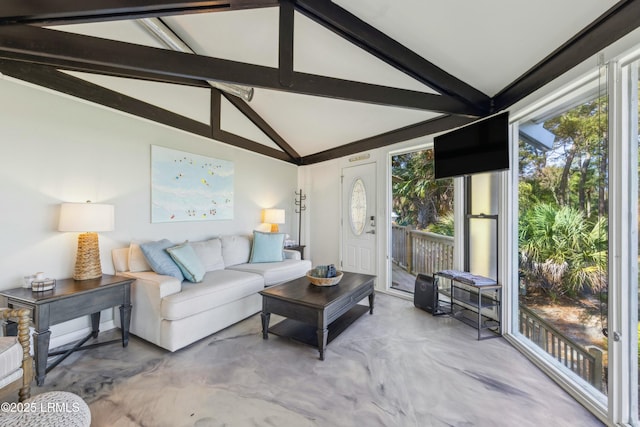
{"left": 45, "top": 0, "right": 620, "bottom": 160}
{"left": 334, "top": 0, "right": 618, "bottom": 96}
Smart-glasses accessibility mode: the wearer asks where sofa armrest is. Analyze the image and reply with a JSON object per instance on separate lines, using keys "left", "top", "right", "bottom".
{"left": 283, "top": 249, "right": 301, "bottom": 261}
{"left": 123, "top": 271, "right": 183, "bottom": 299}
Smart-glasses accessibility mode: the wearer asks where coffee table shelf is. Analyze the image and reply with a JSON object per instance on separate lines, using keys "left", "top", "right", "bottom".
{"left": 268, "top": 304, "right": 369, "bottom": 348}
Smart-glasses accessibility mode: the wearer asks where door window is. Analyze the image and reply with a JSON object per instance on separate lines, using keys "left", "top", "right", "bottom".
{"left": 350, "top": 178, "right": 367, "bottom": 236}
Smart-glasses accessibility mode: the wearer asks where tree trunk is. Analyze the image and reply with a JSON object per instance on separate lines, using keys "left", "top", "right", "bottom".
{"left": 578, "top": 152, "right": 591, "bottom": 214}
{"left": 557, "top": 147, "right": 577, "bottom": 206}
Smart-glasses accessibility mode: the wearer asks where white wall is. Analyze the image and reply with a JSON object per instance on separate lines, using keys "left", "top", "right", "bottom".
{"left": 0, "top": 77, "right": 298, "bottom": 343}
{"left": 300, "top": 160, "right": 341, "bottom": 266}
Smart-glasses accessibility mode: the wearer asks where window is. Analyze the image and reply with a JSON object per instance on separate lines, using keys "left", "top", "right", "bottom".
{"left": 349, "top": 178, "right": 367, "bottom": 236}
{"left": 509, "top": 53, "right": 640, "bottom": 424}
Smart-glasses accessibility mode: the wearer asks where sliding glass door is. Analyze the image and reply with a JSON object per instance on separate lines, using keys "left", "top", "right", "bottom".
{"left": 510, "top": 50, "right": 640, "bottom": 425}
{"left": 516, "top": 68, "right": 610, "bottom": 400}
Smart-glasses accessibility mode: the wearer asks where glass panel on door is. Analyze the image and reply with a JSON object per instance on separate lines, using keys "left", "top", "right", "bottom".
{"left": 517, "top": 73, "right": 609, "bottom": 398}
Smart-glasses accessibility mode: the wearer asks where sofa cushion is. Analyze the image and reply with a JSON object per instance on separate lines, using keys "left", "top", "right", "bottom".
{"left": 161, "top": 269, "right": 264, "bottom": 321}
{"left": 221, "top": 235, "right": 251, "bottom": 267}
{"left": 140, "top": 239, "right": 184, "bottom": 281}
{"left": 249, "top": 231, "right": 285, "bottom": 263}
{"left": 228, "top": 258, "right": 312, "bottom": 286}
{"left": 166, "top": 243, "right": 206, "bottom": 283}
{"left": 129, "top": 242, "right": 152, "bottom": 272}
{"left": 189, "top": 239, "right": 224, "bottom": 272}
{"left": 0, "top": 337, "right": 22, "bottom": 388}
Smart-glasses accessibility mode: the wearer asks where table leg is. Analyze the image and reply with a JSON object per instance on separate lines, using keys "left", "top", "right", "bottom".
{"left": 90, "top": 312, "right": 101, "bottom": 338}
{"left": 261, "top": 312, "right": 270, "bottom": 339}
{"left": 120, "top": 303, "right": 132, "bottom": 347}
{"left": 317, "top": 327, "right": 328, "bottom": 360}
{"left": 477, "top": 289, "right": 482, "bottom": 341}
{"left": 368, "top": 292, "right": 375, "bottom": 314}
{"left": 33, "top": 329, "right": 51, "bottom": 386}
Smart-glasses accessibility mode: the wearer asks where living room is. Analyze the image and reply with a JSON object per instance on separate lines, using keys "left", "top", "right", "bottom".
{"left": 1, "top": 2, "right": 640, "bottom": 426}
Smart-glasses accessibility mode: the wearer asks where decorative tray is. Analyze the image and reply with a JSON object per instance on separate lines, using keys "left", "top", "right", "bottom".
{"left": 32, "top": 278, "right": 56, "bottom": 292}
{"left": 306, "top": 270, "right": 343, "bottom": 287}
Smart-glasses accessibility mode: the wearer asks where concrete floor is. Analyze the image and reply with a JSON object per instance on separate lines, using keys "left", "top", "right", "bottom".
{"left": 13, "top": 293, "right": 605, "bottom": 427}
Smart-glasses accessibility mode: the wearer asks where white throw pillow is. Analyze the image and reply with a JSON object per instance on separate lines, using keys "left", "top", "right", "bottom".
{"left": 129, "top": 242, "right": 152, "bottom": 272}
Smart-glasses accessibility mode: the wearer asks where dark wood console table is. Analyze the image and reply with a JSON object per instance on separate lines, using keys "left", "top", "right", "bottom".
{"left": 0, "top": 274, "right": 133, "bottom": 385}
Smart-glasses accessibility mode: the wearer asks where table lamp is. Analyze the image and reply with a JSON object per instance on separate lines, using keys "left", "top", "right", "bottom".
{"left": 58, "top": 201, "right": 114, "bottom": 280}
{"left": 262, "top": 208, "right": 285, "bottom": 232}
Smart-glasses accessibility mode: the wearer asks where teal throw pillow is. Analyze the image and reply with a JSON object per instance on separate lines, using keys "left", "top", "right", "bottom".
{"left": 250, "top": 231, "right": 285, "bottom": 263}
{"left": 139, "top": 239, "right": 184, "bottom": 280}
{"left": 166, "top": 243, "right": 206, "bottom": 283}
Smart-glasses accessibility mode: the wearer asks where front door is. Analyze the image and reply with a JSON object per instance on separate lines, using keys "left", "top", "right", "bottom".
{"left": 341, "top": 162, "right": 376, "bottom": 275}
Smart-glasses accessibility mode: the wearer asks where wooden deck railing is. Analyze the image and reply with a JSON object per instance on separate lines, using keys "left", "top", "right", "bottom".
{"left": 519, "top": 304, "right": 604, "bottom": 392}
{"left": 391, "top": 225, "right": 454, "bottom": 275}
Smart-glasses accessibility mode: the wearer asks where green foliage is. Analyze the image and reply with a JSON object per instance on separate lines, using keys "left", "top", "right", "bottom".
{"left": 543, "top": 96, "right": 608, "bottom": 215}
{"left": 392, "top": 150, "right": 453, "bottom": 230}
{"left": 519, "top": 203, "right": 607, "bottom": 296}
{"left": 518, "top": 94, "right": 611, "bottom": 298}
{"left": 426, "top": 212, "right": 454, "bottom": 236}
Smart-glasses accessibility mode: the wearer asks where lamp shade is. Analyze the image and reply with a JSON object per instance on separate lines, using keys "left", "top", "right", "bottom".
{"left": 59, "top": 202, "right": 114, "bottom": 232}
{"left": 263, "top": 209, "right": 285, "bottom": 225}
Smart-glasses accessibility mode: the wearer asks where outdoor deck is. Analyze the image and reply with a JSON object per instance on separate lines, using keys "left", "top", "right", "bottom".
{"left": 391, "top": 263, "right": 416, "bottom": 293}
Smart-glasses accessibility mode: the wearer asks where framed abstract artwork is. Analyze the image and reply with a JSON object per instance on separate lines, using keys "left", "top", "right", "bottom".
{"left": 151, "top": 145, "right": 234, "bottom": 222}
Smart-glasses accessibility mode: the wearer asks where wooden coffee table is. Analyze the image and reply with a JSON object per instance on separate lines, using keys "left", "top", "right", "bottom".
{"left": 260, "top": 272, "right": 375, "bottom": 360}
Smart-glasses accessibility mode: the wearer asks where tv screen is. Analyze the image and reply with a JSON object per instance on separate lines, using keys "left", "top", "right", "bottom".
{"left": 434, "top": 111, "right": 510, "bottom": 179}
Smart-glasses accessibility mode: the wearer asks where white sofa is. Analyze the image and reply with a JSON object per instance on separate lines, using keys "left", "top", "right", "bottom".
{"left": 111, "top": 235, "right": 311, "bottom": 351}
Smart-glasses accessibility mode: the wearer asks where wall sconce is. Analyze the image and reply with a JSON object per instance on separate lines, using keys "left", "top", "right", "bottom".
{"left": 58, "top": 201, "right": 114, "bottom": 281}
{"left": 262, "top": 209, "right": 285, "bottom": 233}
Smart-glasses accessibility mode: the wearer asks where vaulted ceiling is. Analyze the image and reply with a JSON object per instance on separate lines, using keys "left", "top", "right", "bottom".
{"left": 1, "top": 1, "right": 638, "bottom": 165}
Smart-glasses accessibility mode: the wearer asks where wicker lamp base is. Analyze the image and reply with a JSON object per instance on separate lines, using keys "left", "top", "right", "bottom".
{"left": 74, "top": 232, "right": 103, "bottom": 281}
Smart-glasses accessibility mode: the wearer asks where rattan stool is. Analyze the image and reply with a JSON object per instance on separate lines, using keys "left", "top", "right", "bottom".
{"left": 0, "top": 391, "right": 91, "bottom": 427}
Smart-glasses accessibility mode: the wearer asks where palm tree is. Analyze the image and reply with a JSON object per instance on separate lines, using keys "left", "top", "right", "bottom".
{"left": 392, "top": 150, "right": 453, "bottom": 230}
{"left": 519, "top": 203, "right": 607, "bottom": 297}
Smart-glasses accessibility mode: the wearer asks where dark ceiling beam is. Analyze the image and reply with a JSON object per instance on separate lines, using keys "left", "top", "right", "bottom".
{"left": 290, "top": 71, "right": 481, "bottom": 115}
{"left": 0, "top": 50, "right": 213, "bottom": 89}
{"left": 210, "top": 91, "right": 294, "bottom": 162}
{"left": 493, "top": 0, "right": 640, "bottom": 111}
{"left": 0, "top": 25, "right": 480, "bottom": 116}
{"left": 300, "top": 115, "right": 475, "bottom": 165}
{"left": 279, "top": 0, "right": 295, "bottom": 88}
{"left": 0, "top": 59, "right": 296, "bottom": 164}
{"left": 221, "top": 92, "right": 301, "bottom": 160}
{"left": 0, "top": 58, "right": 211, "bottom": 138}
{"left": 294, "top": 0, "right": 491, "bottom": 114}
{"left": 215, "top": 129, "right": 294, "bottom": 162}
{"left": 0, "top": 0, "right": 279, "bottom": 26}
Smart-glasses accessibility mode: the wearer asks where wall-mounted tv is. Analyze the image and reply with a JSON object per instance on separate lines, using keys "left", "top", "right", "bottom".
{"left": 433, "top": 111, "right": 510, "bottom": 180}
